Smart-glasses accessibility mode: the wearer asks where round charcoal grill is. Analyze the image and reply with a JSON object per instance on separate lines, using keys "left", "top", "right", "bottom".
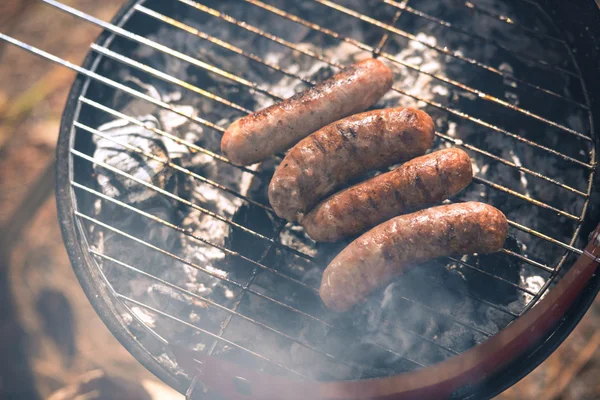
{"left": 3, "top": 0, "right": 600, "bottom": 398}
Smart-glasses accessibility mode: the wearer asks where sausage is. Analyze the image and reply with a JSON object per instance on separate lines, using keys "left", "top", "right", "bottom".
{"left": 221, "top": 59, "right": 393, "bottom": 166}
{"left": 302, "top": 148, "right": 473, "bottom": 242}
{"left": 320, "top": 202, "right": 508, "bottom": 312}
{"left": 269, "top": 107, "right": 435, "bottom": 222}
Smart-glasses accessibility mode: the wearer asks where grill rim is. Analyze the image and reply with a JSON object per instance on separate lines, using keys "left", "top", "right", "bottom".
{"left": 51, "top": 0, "right": 600, "bottom": 398}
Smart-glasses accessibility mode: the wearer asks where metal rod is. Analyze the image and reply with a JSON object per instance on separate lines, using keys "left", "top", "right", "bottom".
{"left": 118, "top": 294, "right": 309, "bottom": 378}
{"left": 472, "top": 176, "right": 579, "bottom": 221}
{"left": 383, "top": 0, "right": 580, "bottom": 79}
{"left": 135, "top": 5, "right": 315, "bottom": 86}
{"left": 132, "top": 3, "right": 595, "bottom": 174}
{"left": 90, "top": 43, "right": 251, "bottom": 114}
{"left": 500, "top": 248, "right": 554, "bottom": 273}
{"left": 74, "top": 192, "right": 470, "bottom": 360}
{"left": 435, "top": 131, "right": 587, "bottom": 197}
{"left": 463, "top": 1, "right": 565, "bottom": 43}
{"left": 310, "top": 0, "right": 576, "bottom": 101}
{"left": 92, "top": 250, "right": 366, "bottom": 375}
{"left": 78, "top": 97, "right": 259, "bottom": 175}
{"left": 507, "top": 220, "right": 583, "bottom": 255}
{"left": 83, "top": 214, "right": 426, "bottom": 368}
{"left": 426, "top": 267, "right": 520, "bottom": 318}
{"left": 207, "top": 222, "right": 286, "bottom": 355}
{"left": 373, "top": 3, "right": 406, "bottom": 55}
{"left": 41, "top": 0, "right": 282, "bottom": 100}
{"left": 78, "top": 109, "right": 581, "bottom": 230}
{"left": 71, "top": 176, "right": 315, "bottom": 289}
{"left": 0, "top": 35, "right": 224, "bottom": 133}
{"left": 242, "top": 0, "right": 591, "bottom": 136}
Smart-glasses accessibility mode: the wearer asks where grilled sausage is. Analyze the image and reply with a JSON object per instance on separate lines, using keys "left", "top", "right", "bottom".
{"left": 320, "top": 202, "right": 508, "bottom": 312}
{"left": 221, "top": 59, "right": 393, "bottom": 166}
{"left": 269, "top": 108, "right": 435, "bottom": 222}
{"left": 302, "top": 148, "right": 473, "bottom": 242}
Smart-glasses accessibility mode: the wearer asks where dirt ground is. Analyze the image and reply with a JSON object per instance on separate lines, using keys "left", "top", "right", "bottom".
{"left": 0, "top": 1, "right": 598, "bottom": 399}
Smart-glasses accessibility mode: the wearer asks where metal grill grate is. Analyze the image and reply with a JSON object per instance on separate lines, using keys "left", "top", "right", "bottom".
{"left": 2, "top": 0, "right": 597, "bottom": 388}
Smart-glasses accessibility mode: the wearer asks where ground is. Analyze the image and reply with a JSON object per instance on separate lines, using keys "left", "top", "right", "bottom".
{"left": 0, "top": 1, "right": 598, "bottom": 399}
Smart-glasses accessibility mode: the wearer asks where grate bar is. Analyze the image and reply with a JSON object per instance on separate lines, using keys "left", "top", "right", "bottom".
{"left": 73, "top": 117, "right": 270, "bottom": 211}
{"left": 84, "top": 215, "right": 427, "bottom": 369}
{"left": 500, "top": 249, "right": 553, "bottom": 274}
{"left": 242, "top": 0, "right": 590, "bottom": 137}
{"left": 74, "top": 122, "right": 577, "bottom": 276}
{"left": 427, "top": 266, "right": 520, "bottom": 318}
{"left": 310, "top": 0, "right": 576, "bottom": 102}
{"left": 132, "top": 0, "right": 594, "bottom": 173}
{"left": 0, "top": 35, "right": 226, "bottom": 134}
{"left": 435, "top": 132, "right": 587, "bottom": 197}
{"left": 507, "top": 220, "right": 583, "bottom": 256}
{"left": 373, "top": 6, "right": 404, "bottom": 55}
{"left": 75, "top": 209, "right": 331, "bottom": 328}
{"left": 78, "top": 105, "right": 581, "bottom": 223}
{"left": 471, "top": 176, "right": 579, "bottom": 221}
{"left": 90, "top": 43, "right": 251, "bottom": 114}
{"left": 78, "top": 97, "right": 259, "bottom": 175}
{"left": 91, "top": 251, "right": 368, "bottom": 376}
{"left": 41, "top": 0, "right": 282, "bottom": 101}
{"left": 463, "top": 1, "right": 565, "bottom": 43}
{"left": 71, "top": 136, "right": 304, "bottom": 258}
{"left": 207, "top": 222, "right": 286, "bottom": 355}
{"left": 391, "top": 87, "right": 593, "bottom": 168}
{"left": 135, "top": 5, "right": 315, "bottom": 87}
{"left": 381, "top": 296, "right": 493, "bottom": 337}
{"left": 136, "top": 4, "right": 590, "bottom": 195}
{"left": 117, "top": 294, "right": 309, "bottom": 378}
{"left": 383, "top": 0, "right": 580, "bottom": 78}
{"left": 75, "top": 186, "right": 478, "bottom": 359}
{"left": 71, "top": 176, "right": 316, "bottom": 291}
{"left": 445, "top": 256, "right": 537, "bottom": 296}
{"left": 169, "top": 1, "right": 593, "bottom": 167}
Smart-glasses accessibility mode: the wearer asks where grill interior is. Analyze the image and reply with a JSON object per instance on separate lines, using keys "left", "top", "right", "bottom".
{"left": 11, "top": 0, "right": 598, "bottom": 393}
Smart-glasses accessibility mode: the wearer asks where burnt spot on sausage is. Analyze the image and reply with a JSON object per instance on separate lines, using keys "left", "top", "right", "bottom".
{"left": 337, "top": 124, "right": 358, "bottom": 141}
{"left": 312, "top": 136, "right": 328, "bottom": 154}
{"left": 414, "top": 174, "right": 429, "bottom": 198}
{"left": 393, "top": 188, "right": 406, "bottom": 210}
{"left": 367, "top": 195, "right": 379, "bottom": 210}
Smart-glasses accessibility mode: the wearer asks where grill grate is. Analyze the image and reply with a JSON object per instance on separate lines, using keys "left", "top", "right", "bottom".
{"left": 2, "top": 0, "right": 597, "bottom": 388}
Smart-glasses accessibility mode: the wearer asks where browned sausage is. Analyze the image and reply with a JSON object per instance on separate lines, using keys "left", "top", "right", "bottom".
{"left": 268, "top": 108, "right": 435, "bottom": 222}
{"left": 320, "top": 202, "right": 508, "bottom": 312}
{"left": 221, "top": 59, "right": 393, "bottom": 166}
{"left": 302, "top": 148, "right": 473, "bottom": 242}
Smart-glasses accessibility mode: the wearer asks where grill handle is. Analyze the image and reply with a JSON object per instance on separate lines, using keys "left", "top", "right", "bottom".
{"left": 172, "top": 222, "right": 600, "bottom": 400}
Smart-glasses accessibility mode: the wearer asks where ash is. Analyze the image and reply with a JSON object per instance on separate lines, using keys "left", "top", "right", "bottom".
{"left": 83, "top": 0, "right": 593, "bottom": 386}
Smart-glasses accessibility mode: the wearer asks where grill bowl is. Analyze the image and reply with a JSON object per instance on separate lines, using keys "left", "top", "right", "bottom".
{"left": 53, "top": 0, "right": 600, "bottom": 398}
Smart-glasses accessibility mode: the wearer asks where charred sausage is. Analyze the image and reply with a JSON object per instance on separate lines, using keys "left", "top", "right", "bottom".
{"left": 221, "top": 59, "right": 393, "bottom": 166}
{"left": 302, "top": 148, "right": 473, "bottom": 242}
{"left": 269, "top": 108, "right": 435, "bottom": 222}
{"left": 320, "top": 202, "right": 508, "bottom": 312}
